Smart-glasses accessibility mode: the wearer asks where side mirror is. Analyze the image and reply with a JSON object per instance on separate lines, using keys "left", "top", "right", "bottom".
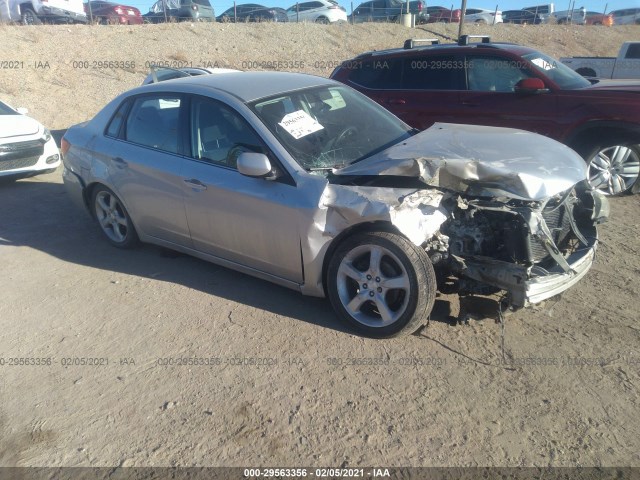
{"left": 16, "top": 107, "right": 29, "bottom": 115}
{"left": 237, "top": 152, "right": 275, "bottom": 179}
{"left": 515, "top": 78, "right": 549, "bottom": 95}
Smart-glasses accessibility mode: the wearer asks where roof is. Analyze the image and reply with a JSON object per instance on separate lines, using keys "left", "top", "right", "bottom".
{"left": 355, "top": 40, "right": 537, "bottom": 59}
{"left": 138, "top": 71, "right": 335, "bottom": 103}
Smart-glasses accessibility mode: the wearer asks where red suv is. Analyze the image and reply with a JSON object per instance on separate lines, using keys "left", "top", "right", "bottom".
{"left": 331, "top": 36, "right": 640, "bottom": 196}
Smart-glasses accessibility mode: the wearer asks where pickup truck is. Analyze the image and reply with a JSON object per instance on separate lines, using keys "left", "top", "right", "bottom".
{"left": 0, "top": 0, "right": 87, "bottom": 23}
{"left": 552, "top": 6, "right": 586, "bottom": 24}
{"left": 561, "top": 41, "right": 640, "bottom": 79}
{"left": 349, "top": 0, "right": 428, "bottom": 23}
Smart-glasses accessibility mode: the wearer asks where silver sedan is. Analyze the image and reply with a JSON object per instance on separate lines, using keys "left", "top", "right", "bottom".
{"left": 62, "top": 72, "right": 608, "bottom": 337}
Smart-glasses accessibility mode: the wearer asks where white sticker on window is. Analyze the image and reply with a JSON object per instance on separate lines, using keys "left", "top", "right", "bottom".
{"left": 278, "top": 110, "right": 324, "bottom": 139}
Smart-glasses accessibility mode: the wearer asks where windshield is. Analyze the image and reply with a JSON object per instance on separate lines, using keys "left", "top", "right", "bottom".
{"left": 523, "top": 52, "right": 591, "bottom": 89}
{"left": 250, "top": 85, "right": 412, "bottom": 171}
{"left": 0, "top": 102, "right": 18, "bottom": 115}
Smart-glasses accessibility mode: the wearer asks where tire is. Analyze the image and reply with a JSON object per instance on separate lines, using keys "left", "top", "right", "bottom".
{"left": 21, "top": 7, "right": 42, "bottom": 25}
{"left": 315, "top": 16, "right": 329, "bottom": 23}
{"left": 91, "top": 185, "right": 139, "bottom": 248}
{"left": 327, "top": 231, "right": 436, "bottom": 338}
{"left": 579, "top": 143, "right": 640, "bottom": 196}
{"left": 475, "top": 18, "right": 487, "bottom": 24}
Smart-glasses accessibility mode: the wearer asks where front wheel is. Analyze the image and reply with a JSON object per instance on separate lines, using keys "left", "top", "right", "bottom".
{"left": 92, "top": 186, "right": 139, "bottom": 248}
{"left": 327, "top": 231, "right": 436, "bottom": 338}
{"left": 584, "top": 144, "right": 640, "bottom": 196}
{"left": 21, "top": 7, "right": 42, "bottom": 25}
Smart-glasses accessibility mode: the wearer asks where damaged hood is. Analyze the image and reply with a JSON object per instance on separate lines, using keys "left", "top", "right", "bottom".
{"left": 333, "top": 123, "right": 588, "bottom": 201}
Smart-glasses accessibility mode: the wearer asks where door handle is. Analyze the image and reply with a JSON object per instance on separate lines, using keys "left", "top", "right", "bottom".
{"left": 184, "top": 178, "right": 207, "bottom": 190}
{"left": 387, "top": 99, "right": 406, "bottom": 105}
{"left": 113, "top": 157, "right": 128, "bottom": 168}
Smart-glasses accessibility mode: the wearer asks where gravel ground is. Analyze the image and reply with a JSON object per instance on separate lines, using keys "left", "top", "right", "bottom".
{"left": 0, "top": 22, "right": 639, "bottom": 469}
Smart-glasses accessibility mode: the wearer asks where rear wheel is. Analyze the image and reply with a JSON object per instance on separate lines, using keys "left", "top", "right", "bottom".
{"left": 315, "top": 15, "right": 329, "bottom": 23}
{"left": 92, "top": 186, "right": 139, "bottom": 248}
{"left": 327, "top": 231, "right": 436, "bottom": 338}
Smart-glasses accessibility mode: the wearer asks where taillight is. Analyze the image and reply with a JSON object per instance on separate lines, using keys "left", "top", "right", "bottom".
{"left": 417, "top": 2, "right": 422, "bottom": 10}
{"left": 60, "top": 137, "right": 70, "bottom": 157}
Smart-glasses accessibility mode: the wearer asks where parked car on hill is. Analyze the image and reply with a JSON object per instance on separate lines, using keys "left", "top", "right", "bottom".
{"left": 285, "top": 0, "right": 346, "bottom": 23}
{"left": 216, "top": 3, "right": 288, "bottom": 21}
{"left": 610, "top": 7, "right": 640, "bottom": 24}
{"left": 502, "top": 9, "right": 542, "bottom": 23}
{"left": 522, "top": 3, "right": 554, "bottom": 22}
{"left": 552, "top": 6, "right": 586, "bottom": 24}
{"left": 61, "top": 71, "right": 608, "bottom": 337}
{"left": 85, "top": 1, "right": 142, "bottom": 24}
{"left": 0, "top": 0, "right": 87, "bottom": 23}
{"left": 463, "top": 7, "right": 501, "bottom": 24}
{"left": 141, "top": 66, "right": 240, "bottom": 85}
{"left": 348, "top": 0, "right": 428, "bottom": 23}
{"left": 331, "top": 35, "right": 640, "bottom": 196}
{"left": 0, "top": 100, "right": 60, "bottom": 181}
{"left": 424, "top": 5, "right": 460, "bottom": 22}
{"left": 561, "top": 41, "right": 640, "bottom": 79}
{"left": 584, "top": 11, "right": 613, "bottom": 25}
{"left": 143, "top": 0, "right": 214, "bottom": 22}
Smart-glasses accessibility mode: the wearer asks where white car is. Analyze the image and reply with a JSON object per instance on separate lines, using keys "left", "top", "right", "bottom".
{"left": 610, "top": 7, "right": 640, "bottom": 25}
{"left": 464, "top": 7, "right": 502, "bottom": 24}
{"left": 0, "top": 101, "right": 60, "bottom": 181}
{"left": 286, "top": 0, "right": 347, "bottom": 23}
{"left": 553, "top": 6, "right": 586, "bottom": 24}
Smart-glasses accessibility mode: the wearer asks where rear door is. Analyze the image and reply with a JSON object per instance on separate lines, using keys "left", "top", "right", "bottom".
{"left": 344, "top": 54, "right": 465, "bottom": 130}
{"left": 101, "top": 94, "right": 192, "bottom": 247}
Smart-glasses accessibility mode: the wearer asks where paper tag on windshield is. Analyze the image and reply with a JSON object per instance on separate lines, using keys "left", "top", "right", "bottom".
{"left": 278, "top": 110, "right": 324, "bottom": 139}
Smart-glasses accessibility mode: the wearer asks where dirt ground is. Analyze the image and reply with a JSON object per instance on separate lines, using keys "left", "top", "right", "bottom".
{"left": 1, "top": 22, "right": 640, "bottom": 469}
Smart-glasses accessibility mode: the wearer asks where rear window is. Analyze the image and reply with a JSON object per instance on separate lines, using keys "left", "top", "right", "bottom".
{"left": 625, "top": 43, "right": 640, "bottom": 59}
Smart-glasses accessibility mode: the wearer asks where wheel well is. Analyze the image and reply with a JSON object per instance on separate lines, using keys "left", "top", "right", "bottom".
{"left": 84, "top": 182, "right": 103, "bottom": 217}
{"left": 320, "top": 221, "right": 402, "bottom": 295}
{"left": 568, "top": 125, "right": 640, "bottom": 157}
{"left": 19, "top": 2, "right": 35, "bottom": 12}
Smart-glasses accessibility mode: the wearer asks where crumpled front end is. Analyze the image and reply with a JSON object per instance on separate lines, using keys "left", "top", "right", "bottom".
{"left": 309, "top": 122, "right": 608, "bottom": 306}
{"left": 438, "top": 183, "right": 609, "bottom": 307}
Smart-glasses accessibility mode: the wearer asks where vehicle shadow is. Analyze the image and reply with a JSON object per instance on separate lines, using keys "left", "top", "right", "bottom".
{"left": 0, "top": 177, "right": 458, "bottom": 335}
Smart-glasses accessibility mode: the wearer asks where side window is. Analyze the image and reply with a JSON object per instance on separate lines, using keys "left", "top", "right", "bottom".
{"left": 372, "top": 0, "right": 385, "bottom": 10}
{"left": 124, "top": 96, "right": 181, "bottom": 154}
{"left": 466, "top": 56, "right": 532, "bottom": 92}
{"left": 105, "top": 100, "right": 130, "bottom": 138}
{"left": 625, "top": 43, "right": 640, "bottom": 59}
{"left": 402, "top": 55, "right": 464, "bottom": 90}
{"left": 356, "top": 1, "right": 371, "bottom": 13}
{"left": 190, "top": 98, "right": 265, "bottom": 169}
{"left": 348, "top": 58, "right": 402, "bottom": 89}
